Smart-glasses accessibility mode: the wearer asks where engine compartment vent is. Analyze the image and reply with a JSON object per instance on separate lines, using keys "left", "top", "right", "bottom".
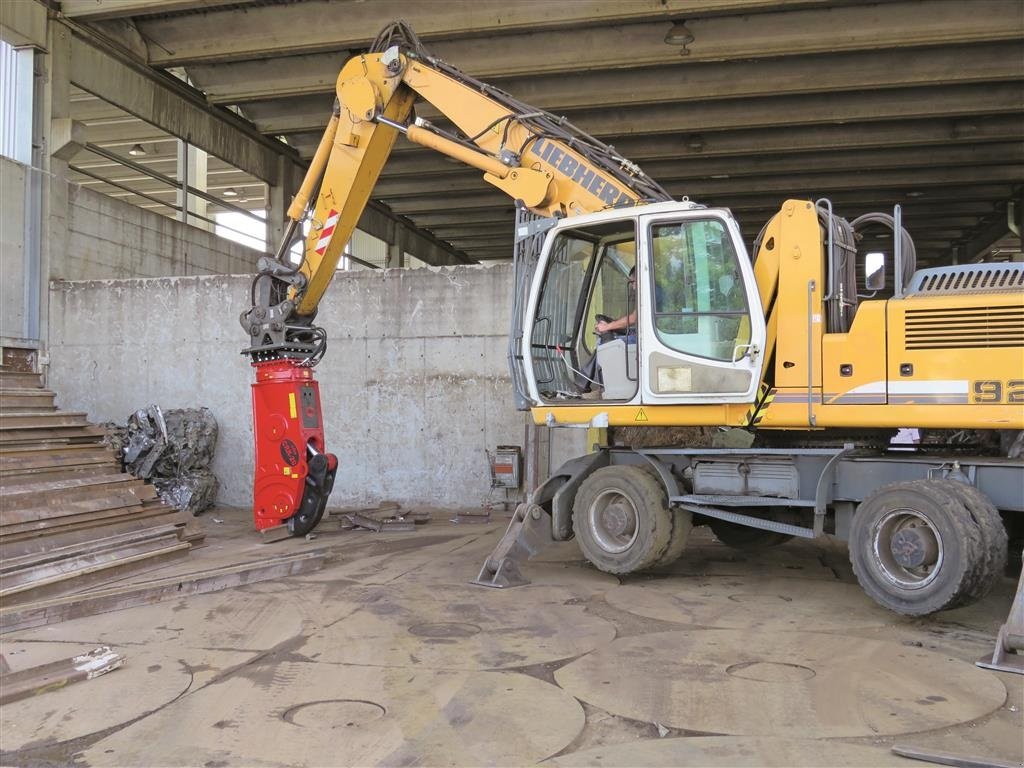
{"left": 906, "top": 263, "right": 1024, "bottom": 295}
{"left": 904, "top": 305, "right": 1024, "bottom": 350}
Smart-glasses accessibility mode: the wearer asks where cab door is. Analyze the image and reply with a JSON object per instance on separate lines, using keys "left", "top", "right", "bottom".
{"left": 637, "top": 211, "right": 766, "bottom": 403}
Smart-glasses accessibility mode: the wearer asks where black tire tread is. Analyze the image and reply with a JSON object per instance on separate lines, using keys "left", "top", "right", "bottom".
{"left": 849, "top": 479, "right": 986, "bottom": 616}
{"left": 652, "top": 509, "right": 693, "bottom": 568}
{"left": 631, "top": 465, "right": 692, "bottom": 569}
{"left": 945, "top": 482, "right": 1009, "bottom": 605}
{"left": 572, "top": 465, "right": 674, "bottom": 575}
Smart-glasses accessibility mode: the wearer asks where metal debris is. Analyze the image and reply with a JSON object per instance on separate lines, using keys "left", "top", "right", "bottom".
{"left": 345, "top": 512, "right": 415, "bottom": 533}
{"left": 260, "top": 525, "right": 290, "bottom": 544}
{"left": 121, "top": 406, "right": 219, "bottom": 515}
{"left": 451, "top": 509, "right": 492, "bottom": 524}
{"left": 328, "top": 502, "right": 426, "bottom": 533}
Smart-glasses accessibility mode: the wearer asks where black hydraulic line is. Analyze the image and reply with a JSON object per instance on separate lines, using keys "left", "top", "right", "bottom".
{"left": 371, "top": 20, "right": 672, "bottom": 205}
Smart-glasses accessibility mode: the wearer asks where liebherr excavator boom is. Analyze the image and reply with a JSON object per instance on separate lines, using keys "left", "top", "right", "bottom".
{"left": 240, "top": 22, "right": 670, "bottom": 536}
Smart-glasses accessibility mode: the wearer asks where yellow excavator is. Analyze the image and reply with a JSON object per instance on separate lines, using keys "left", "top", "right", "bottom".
{"left": 241, "top": 22, "right": 1024, "bottom": 625}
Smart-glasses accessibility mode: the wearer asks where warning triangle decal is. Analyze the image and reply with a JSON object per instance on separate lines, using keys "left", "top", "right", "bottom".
{"left": 634, "top": 408, "right": 648, "bottom": 423}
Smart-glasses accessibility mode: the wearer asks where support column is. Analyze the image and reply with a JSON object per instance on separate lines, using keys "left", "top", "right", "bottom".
{"left": 40, "top": 19, "right": 73, "bottom": 363}
{"left": 176, "top": 140, "right": 209, "bottom": 230}
{"left": 22, "top": 48, "right": 43, "bottom": 343}
{"left": 385, "top": 241, "right": 404, "bottom": 269}
{"left": 266, "top": 155, "right": 301, "bottom": 253}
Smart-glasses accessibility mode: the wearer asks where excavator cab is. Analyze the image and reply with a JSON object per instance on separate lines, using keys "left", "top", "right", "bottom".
{"left": 516, "top": 202, "right": 767, "bottom": 409}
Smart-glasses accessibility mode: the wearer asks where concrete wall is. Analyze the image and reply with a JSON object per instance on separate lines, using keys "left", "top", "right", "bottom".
{"left": 56, "top": 182, "right": 262, "bottom": 281}
{"left": 1, "top": 157, "right": 27, "bottom": 339}
{"left": 48, "top": 264, "right": 584, "bottom": 509}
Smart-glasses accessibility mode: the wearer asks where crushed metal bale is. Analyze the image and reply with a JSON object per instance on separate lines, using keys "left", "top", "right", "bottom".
{"left": 121, "top": 406, "right": 220, "bottom": 515}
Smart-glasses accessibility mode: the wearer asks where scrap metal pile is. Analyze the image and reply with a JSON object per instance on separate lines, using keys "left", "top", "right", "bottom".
{"left": 121, "top": 406, "right": 219, "bottom": 515}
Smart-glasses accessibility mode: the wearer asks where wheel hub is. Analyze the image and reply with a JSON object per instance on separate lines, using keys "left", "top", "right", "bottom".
{"left": 600, "top": 502, "right": 632, "bottom": 537}
{"left": 872, "top": 508, "right": 944, "bottom": 589}
{"left": 890, "top": 527, "right": 939, "bottom": 568}
{"left": 587, "top": 490, "right": 640, "bottom": 554}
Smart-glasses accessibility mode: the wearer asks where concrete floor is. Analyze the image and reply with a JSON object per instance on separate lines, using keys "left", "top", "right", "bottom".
{"left": 2, "top": 506, "right": 1021, "bottom": 767}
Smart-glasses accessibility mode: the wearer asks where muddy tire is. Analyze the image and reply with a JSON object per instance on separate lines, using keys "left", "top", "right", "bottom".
{"left": 945, "top": 482, "right": 1008, "bottom": 606}
{"left": 652, "top": 507, "right": 694, "bottom": 568}
{"left": 708, "top": 519, "right": 794, "bottom": 550}
{"left": 572, "top": 465, "right": 675, "bottom": 574}
{"left": 849, "top": 480, "right": 987, "bottom": 616}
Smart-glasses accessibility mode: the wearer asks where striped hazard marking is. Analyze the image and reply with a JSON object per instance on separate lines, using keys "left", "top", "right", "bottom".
{"left": 743, "top": 382, "right": 775, "bottom": 427}
{"left": 314, "top": 209, "right": 341, "bottom": 256}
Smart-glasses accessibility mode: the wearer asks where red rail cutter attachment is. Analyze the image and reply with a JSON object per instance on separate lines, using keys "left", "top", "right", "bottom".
{"left": 250, "top": 360, "right": 338, "bottom": 535}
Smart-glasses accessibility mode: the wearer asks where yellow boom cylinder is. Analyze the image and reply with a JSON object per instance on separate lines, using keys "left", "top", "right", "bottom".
{"left": 405, "top": 123, "right": 510, "bottom": 178}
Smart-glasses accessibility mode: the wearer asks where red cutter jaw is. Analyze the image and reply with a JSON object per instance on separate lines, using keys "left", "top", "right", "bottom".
{"left": 250, "top": 360, "right": 337, "bottom": 533}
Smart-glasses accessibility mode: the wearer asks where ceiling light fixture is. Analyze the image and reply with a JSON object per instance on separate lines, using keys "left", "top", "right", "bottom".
{"left": 128, "top": 144, "right": 146, "bottom": 157}
{"left": 224, "top": 188, "right": 238, "bottom": 198}
{"left": 664, "top": 21, "right": 695, "bottom": 53}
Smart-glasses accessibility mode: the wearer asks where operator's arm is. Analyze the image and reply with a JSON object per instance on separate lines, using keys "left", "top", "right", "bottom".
{"left": 596, "top": 311, "right": 637, "bottom": 334}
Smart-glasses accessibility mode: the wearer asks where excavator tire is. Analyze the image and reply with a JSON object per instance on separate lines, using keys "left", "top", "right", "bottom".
{"left": 945, "top": 482, "right": 1009, "bottom": 606}
{"left": 572, "top": 465, "right": 674, "bottom": 575}
{"left": 708, "top": 519, "right": 794, "bottom": 550}
{"left": 627, "top": 464, "right": 692, "bottom": 570}
{"left": 651, "top": 508, "right": 694, "bottom": 569}
{"left": 849, "top": 480, "right": 987, "bottom": 616}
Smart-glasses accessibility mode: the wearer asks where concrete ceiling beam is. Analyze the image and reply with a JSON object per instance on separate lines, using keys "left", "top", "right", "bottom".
{"left": 381, "top": 137, "right": 1022, "bottom": 180}
{"left": 140, "top": 0, "right": 839, "bottom": 66}
{"left": 59, "top": 0, "right": 261, "bottom": 21}
{"left": 707, "top": 187, "right": 1015, "bottom": 211}
{"left": 428, "top": 212, "right": 999, "bottom": 248}
{"left": 447, "top": 239, "right": 507, "bottom": 251}
{"left": 372, "top": 164, "right": 1024, "bottom": 200}
{"left": 69, "top": 170, "right": 263, "bottom": 194}
{"left": 65, "top": 23, "right": 292, "bottom": 182}
{"left": 0, "top": 0, "right": 47, "bottom": 47}
{"left": 731, "top": 202, "right": 1002, "bottom": 218}
{"left": 252, "top": 82, "right": 1023, "bottom": 137}
{"left": 961, "top": 212, "right": 1018, "bottom": 261}
{"left": 426, "top": 221, "right": 514, "bottom": 235}
{"left": 357, "top": 202, "right": 473, "bottom": 266}
{"left": 141, "top": 1, "right": 1021, "bottom": 70}
{"left": 384, "top": 185, "right": 1016, "bottom": 222}
{"left": 413, "top": 210, "right": 517, "bottom": 227}
{"left": 196, "top": 41, "right": 1022, "bottom": 109}
{"left": 362, "top": 115, "right": 1024, "bottom": 166}
{"left": 380, "top": 143, "right": 1023, "bottom": 184}
{"left": 72, "top": 153, "right": 253, "bottom": 175}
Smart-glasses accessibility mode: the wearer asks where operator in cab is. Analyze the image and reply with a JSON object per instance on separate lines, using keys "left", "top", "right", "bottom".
{"left": 594, "top": 267, "right": 638, "bottom": 340}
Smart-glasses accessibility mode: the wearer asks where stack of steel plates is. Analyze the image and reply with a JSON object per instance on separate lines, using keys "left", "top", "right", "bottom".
{"left": 0, "top": 366, "right": 203, "bottom": 610}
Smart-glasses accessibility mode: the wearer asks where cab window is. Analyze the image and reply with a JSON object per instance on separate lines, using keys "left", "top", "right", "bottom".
{"left": 530, "top": 231, "right": 595, "bottom": 396}
{"left": 649, "top": 218, "right": 749, "bottom": 361}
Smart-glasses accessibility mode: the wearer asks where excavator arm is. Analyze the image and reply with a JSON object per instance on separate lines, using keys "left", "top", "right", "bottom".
{"left": 240, "top": 22, "right": 669, "bottom": 534}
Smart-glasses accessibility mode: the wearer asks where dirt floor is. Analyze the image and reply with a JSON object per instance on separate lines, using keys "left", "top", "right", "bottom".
{"left": 2, "top": 505, "right": 1021, "bottom": 767}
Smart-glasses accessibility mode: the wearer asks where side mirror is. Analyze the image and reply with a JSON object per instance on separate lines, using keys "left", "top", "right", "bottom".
{"left": 865, "top": 251, "right": 886, "bottom": 291}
